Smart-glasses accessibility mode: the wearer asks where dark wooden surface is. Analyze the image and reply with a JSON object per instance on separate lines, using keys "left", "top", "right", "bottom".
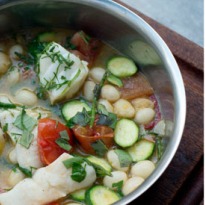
{"left": 115, "top": 1, "right": 204, "bottom": 205}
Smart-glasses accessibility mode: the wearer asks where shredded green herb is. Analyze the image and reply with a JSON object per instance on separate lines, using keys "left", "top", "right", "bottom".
{"left": 114, "top": 149, "right": 132, "bottom": 168}
{"left": 71, "top": 162, "right": 87, "bottom": 182}
{"left": 14, "top": 164, "right": 33, "bottom": 178}
{"left": 55, "top": 130, "right": 72, "bottom": 151}
{"left": 63, "top": 156, "right": 84, "bottom": 169}
{"left": 112, "top": 180, "right": 124, "bottom": 196}
{"left": 2, "top": 123, "right": 8, "bottom": 132}
{"left": 91, "top": 140, "right": 108, "bottom": 157}
{"left": 79, "top": 31, "right": 91, "bottom": 45}
{"left": 0, "top": 102, "right": 17, "bottom": 109}
{"left": 13, "top": 108, "right": 37, "bottom": 149}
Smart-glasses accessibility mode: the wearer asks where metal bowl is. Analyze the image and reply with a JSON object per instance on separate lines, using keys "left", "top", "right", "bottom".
{"left": 0, "top": 0, "right": 186, "bottom": 204}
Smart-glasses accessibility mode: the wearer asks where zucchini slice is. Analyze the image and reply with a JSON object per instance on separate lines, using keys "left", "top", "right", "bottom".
{"left": 127, "top": 139, "right": 155, "bottom": 162}
{"left": 70, "top": 188, "right": 86, "bottom": 202}
{"left": 38, "top": 32, "right": 56, "bottom": 42}
{"left": 85, "top": 185, "right": 121, "bottom": 205}
{"left": 62, "top": 100, "right": 91, "bottom": 121}
{"left": 107, "top": 56, "right": 137, "bottom": 78}
{"left": 107, "top": 73, "right": 123, "bottom": 87}
{"left": 86, "top": 155, "right": 112, "bottom": 177}
{"left": 114, "top": 119, "right": 139, "bottom": 148}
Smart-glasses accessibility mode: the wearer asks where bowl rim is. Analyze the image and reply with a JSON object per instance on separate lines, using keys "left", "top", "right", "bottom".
{"left": 0, "top": 0, "right": 186, "bottom": 204}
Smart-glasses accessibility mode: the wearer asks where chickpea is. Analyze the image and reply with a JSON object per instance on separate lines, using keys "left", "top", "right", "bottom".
{"left": 89, "top": 67, "right": 106, "bottom": 83}
{"left": 113, "top": 99, "right": 135, "bottom": 118}
{"left": 98, "top": 99, "right": 114, "bottom": 113}
{"left": 130, "top": 160, "right": 155, "bottom": 179}
{"left": 131, "top": 98, "right": 154, "bottom": 111}
{"left": 8, "top": 169, "right": 25, "bottom": 187}
{"left": 101, "top": 85, "right": 120, "bottom": 102}
{"left": 15, "top": 88, "right": 38, "bottom": 106}
{"left": 7, "top": 67, "right": 20, "bottom": 85}
{"left": 9, "top": 149, "right": 17, "bottom": 164}
{"left": 103, "top": 171, "right": 128, "bottom": 189}
{"left": 0, "top": 52, "right": 11, "bottom": 74}
{"left": 122, "top": 176, "right": 144, "bottom": 195}
{"left": 83, "top": 81, "right": 96, "bottom": 101}
{"left": 134, "top": 108, "right": 155, "bottom": 125}
{"left": 107, "top": 150, "right": 129, "bottom": 172}
{"left": 9, "top": 44, "right": 24, "bottom": 60}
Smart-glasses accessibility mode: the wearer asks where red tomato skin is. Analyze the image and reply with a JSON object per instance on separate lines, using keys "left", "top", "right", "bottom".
{"left": 37, "top": 118, "right": 73, "bottom": 165}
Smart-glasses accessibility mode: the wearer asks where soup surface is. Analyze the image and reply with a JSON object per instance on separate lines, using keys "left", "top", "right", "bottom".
{"left": 0, "top": 29, "right": 164, "bottom": 205}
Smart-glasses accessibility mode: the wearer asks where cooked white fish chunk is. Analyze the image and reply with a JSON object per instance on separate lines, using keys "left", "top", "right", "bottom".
{"left": 38, "top": 42, "right": 89, "bottom": 104}
{"left": 0, "top": 153, "right": 96, "bottom": 205}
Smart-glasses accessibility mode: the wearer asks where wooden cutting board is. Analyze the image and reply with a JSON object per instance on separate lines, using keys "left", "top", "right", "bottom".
{"left": 114, "top": 1, "right": 204, "bottom": 204}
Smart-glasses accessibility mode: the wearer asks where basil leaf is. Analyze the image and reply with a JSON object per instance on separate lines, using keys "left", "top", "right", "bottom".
{"left": 97, "top": 113, "right": 117, "bottom": 129}
{"left": 16, "top": 164, "right": 33, "bottom": 177}
{"left": 91, "top": 140, "right": 108, "bottom": 157}
{"left": 14, "top": 108, "right": 37, "bottom": 148}
{"left": 67, "top": 108, "right": 90, "bottom": 127}
{"left": 19, "top": 131, "right": 34, "bottom": 149}
{"left": 71, "top": 162, "right": 87, "bottom": 182}
{"left": 2, "top": 123, "right": 8, "bottom": 132}
{"left": 55, "top": 138, "right": 72, "bottom": 152}
{"left": 114, "top": 149, "right": 132, "bottom": 167}
{"left": 112, "top": 180, "right": 123, "bottom": 196}
{"left": 59, "top": 130, "right": 70, "bottom": 140}
{"left": 63, "top": 157, "right": 84, "bottom": 169}
{"left": 14, "top": 109, "right": 37, "bottom": 131}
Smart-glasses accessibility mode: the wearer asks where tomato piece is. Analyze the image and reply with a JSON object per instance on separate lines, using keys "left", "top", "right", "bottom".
{"left": 70, "top": 31, "right": 102, "bottom": 66}
{"left": 37, "top": 118, "right": 74, "bottom": 165}
{"left": 119, "top": 73, "right": 154, "bottom": 100}
{"left": 73, "top": 125, "right": 114, "bottom": 154}
{"left": 46, "top": 202, "right": 59, "bottom": 205}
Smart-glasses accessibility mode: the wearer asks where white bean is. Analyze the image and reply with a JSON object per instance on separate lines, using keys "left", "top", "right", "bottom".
{"left": 9, "top": 149, "right": 17, "bottom": 164}
{"left": 89, "top": 67, "right": 106, "bottom": 83}
{"left": 7, "top": 67, "right": 20, "bottom": 85}
{"left": 134, "top": 108, "right": 155, "bottom": 125}
{"left": 8, "top": 169, "right": 25, "bottom": 187}
{"left": 15, "top": 88, "right": 38, "bottom": 106}
{"left": 122, "top": 176, "right": 144, "bottom": 195}
{"left": 0, "top": 52, "right": 11, "bottom": 74}
{"left": 132, "top": 98, "right": 154, "bottom": 111}
{"left": 113, "top": 99, "right": 135, "bottom": 118}
{"left": 98, "top": 99, "right": 114, "bottom": 113}
{"left": 107, "top": 150, "right": 129, "bottom": 171}
{"left": 103, "top": 171, "right": 128, "bottom": 189}
{"left": 9, "top": 44, "right": 24, "bottom": 60}
{"left": 130, "top": 160, "right": 155, "bottom": 179}
{"left": 83, "top": 81, "right": 96, "bottom": 101}
{"left": 101, "top": 84, "right": 120, "bottom": 102}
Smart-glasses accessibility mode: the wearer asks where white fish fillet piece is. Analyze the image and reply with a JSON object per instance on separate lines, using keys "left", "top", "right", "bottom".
{"left": 0, "top": 153, "right": 96, "bottom": 205}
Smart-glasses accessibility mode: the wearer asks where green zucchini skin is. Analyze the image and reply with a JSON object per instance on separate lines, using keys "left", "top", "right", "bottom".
{"left": 127, "top": 139, "right": 155, "bottom": 162}
{"left": 62, "top": 99, "right": 91, "bottom": 121}
{"left": 107, "top": 56, "right": 137, "bottom": 78}
{"left": 114, "top": 119, "right": 139, "bottom": 148}
{"left": 85, "top": 185, "right": 121, "bottom": 205}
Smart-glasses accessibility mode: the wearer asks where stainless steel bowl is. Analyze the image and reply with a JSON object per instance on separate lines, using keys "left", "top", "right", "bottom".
{"left": 0, "top": 0, "right": 186, "bottom": 204}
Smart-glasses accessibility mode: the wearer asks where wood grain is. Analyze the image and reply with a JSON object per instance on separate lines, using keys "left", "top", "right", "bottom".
{"left": 113, "top": 1, "right": 204, "bottom": 205}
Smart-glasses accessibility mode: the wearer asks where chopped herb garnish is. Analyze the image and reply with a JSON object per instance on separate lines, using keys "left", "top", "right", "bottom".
{"left": 91, "top": 140, "right": 108, "bottom": 157}
{"left": 97, "top": 112, "right": 117, "bottom": 129}
{"left": 79, "top": 31, "right": 91, "bottom": 45}
{"left": 55, "top": 130, "right": 72, "bottom": 151}
{"left": 15, "top": 52, "right": 34, "bottom": 65}
{"left": 90, "top": 71, "right": 108, "bottom": 127}
{"left": 63, "top": 156, "right": 84, "bottom": 169}
{"left": 2, "top": 123, "right": 8, "bottom": 132}
{"left": 65, "top": 36, "right": 76, "bottom": 50}
{"left": 71, "top": 162, "right": 87, "bottom": 182}
{"left": 15, "top": 164, "right": 33, "bottom": 177}
{"left": 14, "top": 108, "right": 37, "bottom": 149}
{"left": 67, "top": 108, "right": 91, "bottom": 128}
{"left": 112, "top": 180, "right": 124, "bottom": 196}
{"left": 0, "top": 102, "right": 17, "bottom": 109}
{"left": 114, "top": 149, "right": 132, "bottom": 168}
